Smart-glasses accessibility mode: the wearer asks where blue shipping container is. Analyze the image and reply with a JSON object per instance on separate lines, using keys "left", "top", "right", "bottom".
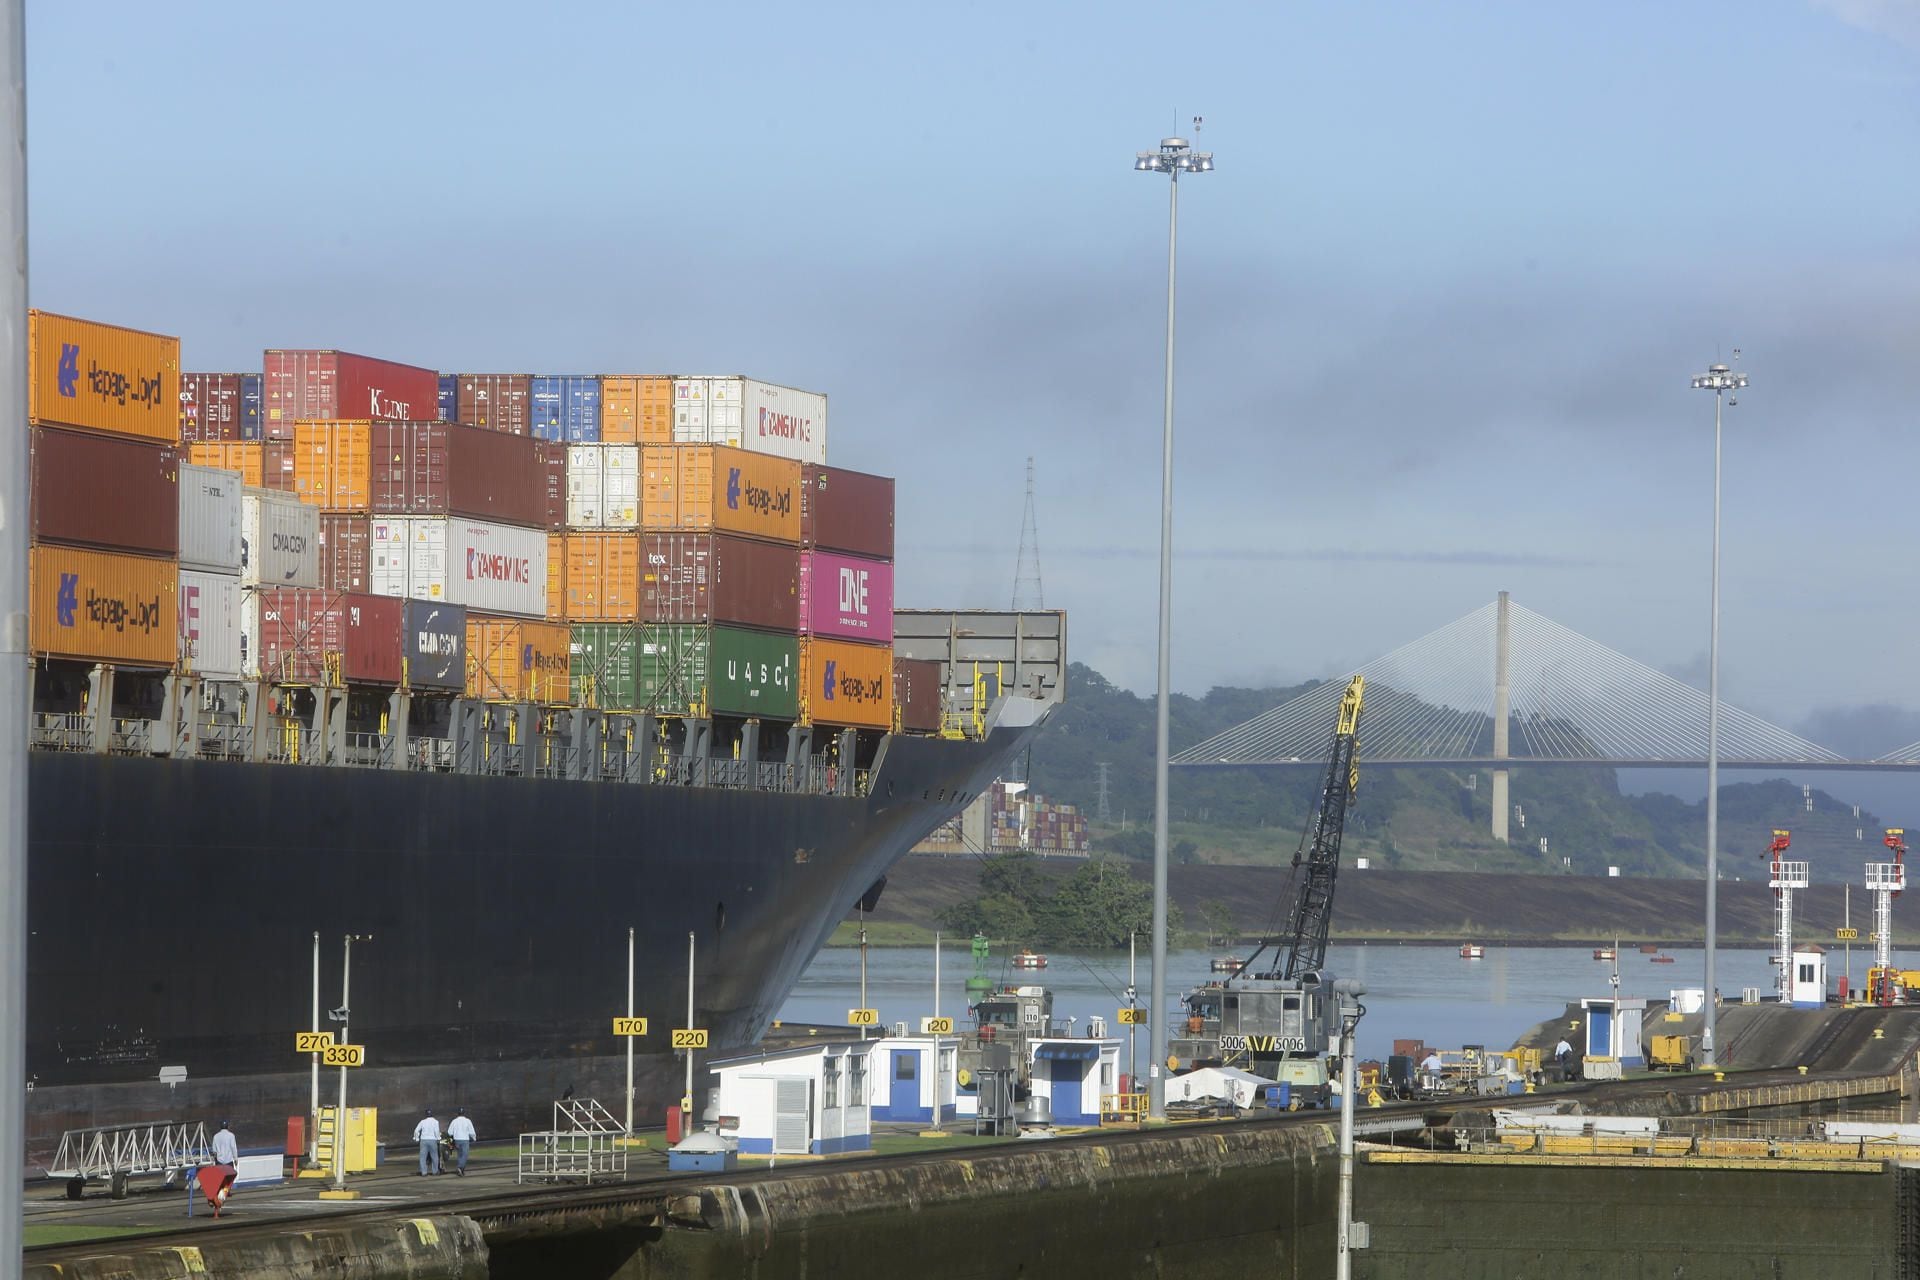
{"left": 528, "top": 375, "right": 602, "bottom": 443}
{"left": 438, "top": 374, "right": 458, "bottom": 424}
{"left": 240, "top": 374, "right": 263, "bottom": 441}
{"left": 403, "top": 599, "right": 467, "bottom": 690}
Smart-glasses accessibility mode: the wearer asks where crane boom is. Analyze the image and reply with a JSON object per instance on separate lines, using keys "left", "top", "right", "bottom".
{"left": 1279, "top": 676, "right": 1365, "bottom": 979}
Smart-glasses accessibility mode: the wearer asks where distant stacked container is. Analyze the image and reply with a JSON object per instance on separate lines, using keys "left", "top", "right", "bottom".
{"left": 566, "top": 444, "right": 639, "bottom": 529}
{"left": 26, "top": 311, "right": 181, "bottom": 668}
{"left": 187, "top": 442, "right": 264, "bottom": 488}
{"left": 599, "top": 376, "right": 672, "bottom": 444}
{"left": 456, "top": 374, "right": 532, "bottom": 435}
{"left": 177, "top": 462, "right": 245, "bottom": 678}
{"left": 794, "top": 464, "right": 895, "bottom": 729}
{"left": 263, "top": 350, "right": 439, "bottom": 439}
{"left": 437, "top": 374, "right": 457, "bottom": 424}
{"left": 529, "top": 375, "right": 601, "bottom": 442}
{"left": 180, "top": 373, "right": 244, "bottom": 442}
{"left": 672, "top": 376, "right": 827, "bottom": 464}
{"left": 240, "top": 374, "right": 263, "bottom": 440}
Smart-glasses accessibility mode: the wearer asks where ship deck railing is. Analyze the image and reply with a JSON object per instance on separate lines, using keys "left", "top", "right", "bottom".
{"left": 46, "top": 1120, "right": 212, "bottom": 1188}
{"left": 38, "top": 712, "right": 880, "bottom": 799}
{"left": 30, "top": 712, "right": 89, "bottom": 753}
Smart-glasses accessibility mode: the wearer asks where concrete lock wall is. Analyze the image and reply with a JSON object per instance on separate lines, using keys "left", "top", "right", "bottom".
{"left": 26, "top": 1214, "right": 487, "bottom": 1280}
{"left": 487, "top": 1123, "right": 1339, "bottom": 1279}
{"left": 1357, "top": 1162, "right": 1901, "bottom": 1279}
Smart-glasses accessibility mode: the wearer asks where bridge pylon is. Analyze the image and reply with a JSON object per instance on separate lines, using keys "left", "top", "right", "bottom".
{"left": 1491, "top": 591, "right": 1511, "bottom": 844}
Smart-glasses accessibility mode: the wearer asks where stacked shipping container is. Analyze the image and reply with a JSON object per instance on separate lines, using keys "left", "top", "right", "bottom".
{"left": 26, "top": 311, "right": 182, "bottom": 669}
{"left": 33, "top": 309, "right": 929, "bottom": 733}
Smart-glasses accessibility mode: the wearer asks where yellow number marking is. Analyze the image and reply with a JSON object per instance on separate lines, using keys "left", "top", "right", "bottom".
{"left": 920, "top": 1016, "right": 954, "bottom": 1035}
{"left": 320, "top": 1044, "right": 365, "bottom": 1067}
{"left": 296, "top": 1031, "right": 335, "bottom": 1053}
{"left": 672, "top": 1029, "right": 709, "bottom": 1050}
{"left": 612, "top": 1017, "right": 650, "bottom": 1037}
{"left": 848, "top": 1008, "right": 880, "bottom": 1025}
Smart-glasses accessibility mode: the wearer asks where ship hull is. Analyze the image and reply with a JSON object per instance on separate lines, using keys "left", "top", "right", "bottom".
{"left": 25, "top": 722, "right": 1033, "bottom": 1161}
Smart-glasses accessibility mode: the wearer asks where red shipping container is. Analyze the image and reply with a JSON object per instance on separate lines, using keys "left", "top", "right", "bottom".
{"left": 800, "top": 464, "right": 894, "bottom": 560}
{"left": 30, "top": 426, "right": 179, "bottom": 556}
{"left": 263, "top": 350, "right": 439, "bottom": 439}
{"left": 254, "top": 588, "right": 403, "bottom": 686}
{"left": 318, "top": 514, "right": 371, "bottom": 593}
{"left": 180, "top": 373, "right": 243, "bottom": 443}
{"left": 368, "top": 421, "right": 556, "bottom": 529}
{"left": 262, "top": 439, "right": 296, "bottom": 492}
{"left": 638, "top": 533, "right": 799, "bottom": 632}
{"left": 894, "top": 657, "right": 944, "bottom": 733}
{"left": 455, "top": 373, "right": 531, "bottom": 435}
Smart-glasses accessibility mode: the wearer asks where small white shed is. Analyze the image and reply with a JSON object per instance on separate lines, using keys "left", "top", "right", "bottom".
{"left": 1788, "top": 945, "right": 1828, "bottom": 1009}
{"left": 707, "top": 1041, "right": 874, "bottom": 1156}
{"left": 1579, "top": 996, "right": 1646, "bottom": 1069}
{"left": 865, "top": 1035, "right": 957, "bottom": 1124}
{"left": 1026, "top": 1036, "right": 1122, "bottom": 1126}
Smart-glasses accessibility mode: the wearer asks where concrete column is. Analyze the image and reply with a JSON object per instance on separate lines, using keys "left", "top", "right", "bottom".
{"left": 1491, "top": 590, "right": 1511, "bottom": 845}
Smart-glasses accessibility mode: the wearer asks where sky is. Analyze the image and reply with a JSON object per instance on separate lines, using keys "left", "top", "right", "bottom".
{"left": 26, "top": 1, "right": 1920, "bottom": 753}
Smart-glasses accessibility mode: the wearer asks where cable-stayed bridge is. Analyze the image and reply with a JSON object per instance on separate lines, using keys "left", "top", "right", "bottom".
{"left": 1173, "top": 593, "right": 1917, "bottom": 840}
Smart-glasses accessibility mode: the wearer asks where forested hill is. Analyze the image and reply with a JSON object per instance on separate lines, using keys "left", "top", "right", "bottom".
{"left": 1020, "top": 664, "right": 1886, "bottom": 880}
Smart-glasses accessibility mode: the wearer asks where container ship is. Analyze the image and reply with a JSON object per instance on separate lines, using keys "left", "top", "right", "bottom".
{"left": 21, "top": 312, "right": 1064, "bottom": 1161}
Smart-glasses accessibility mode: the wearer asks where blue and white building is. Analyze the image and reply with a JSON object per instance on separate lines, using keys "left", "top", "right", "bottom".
{"left": 706, "top": 1041, "right": 874, "bottom": 1156}
{"left": 1579, "top": 996, "right": 1646, "bottom": 1070}
{"left": 865, "top": 1035, "right": 958, "bottom": 1124}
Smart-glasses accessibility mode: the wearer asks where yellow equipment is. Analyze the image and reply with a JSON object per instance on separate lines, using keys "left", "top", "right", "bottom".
{"left": 1649, "top": 1034, "right": 1694, "bottom": 1071}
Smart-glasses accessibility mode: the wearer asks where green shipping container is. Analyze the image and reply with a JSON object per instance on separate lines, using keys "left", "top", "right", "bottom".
{"left": 571, "top": 623, "right": 640, "bottom": 709}
{"left": 573, "top": 622, "right": 797, "bottom": 718}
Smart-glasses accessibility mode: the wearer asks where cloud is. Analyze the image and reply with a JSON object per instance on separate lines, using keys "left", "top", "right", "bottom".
{"left": 1812, "top": 0, "right": 1920, "bottom": 51}
{"left": 1796, "top": 703, "right": 1920, "bottom": 759}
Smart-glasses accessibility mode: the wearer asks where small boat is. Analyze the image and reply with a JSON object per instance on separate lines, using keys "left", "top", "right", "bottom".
{"left": 1593, "top": 947, "right": 1616, "bottom": 962}
{"left": 1012, "top": 949, "right": 1048, "bottom": 970}
{"left": 1211, "top": 957, "right": 1243, "bottom": 973}
{"left": 1459, "top": 943, "right": 1485, "bottom": 960}
{"left": 1650, "top": 954, "right": 1676, "bottom": 964}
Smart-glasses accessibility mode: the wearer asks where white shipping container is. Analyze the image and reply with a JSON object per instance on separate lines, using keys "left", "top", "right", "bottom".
{"left": 178, "top": 463, "right": 244, "bottom": 573}
{"left": 241, "top": 490, "right": 321, "bottom": 588}
{"left": 672, "top": 376, "right": 827, "bottom": 464}
{"left": 179, "top": 569, "right": 244, "bottom": 679}
{"left": 368, "top": 516, "right": 547, "bottom": 617}
{"left": 565, "top": 443, "right": 639, "bottom": 529}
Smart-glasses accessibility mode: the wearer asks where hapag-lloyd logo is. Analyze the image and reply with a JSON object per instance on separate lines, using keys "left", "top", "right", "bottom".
{"left": 757, "top": 406, "right": 812, "bottom": 443}
{"left": 466, "top": 547, "right": 531, "bottom": 584}
{"left": 367, "top": 386, "right": 412, "bottom": 419}
{"left": 521, "top": 643, "right": 567, "bottom": 673}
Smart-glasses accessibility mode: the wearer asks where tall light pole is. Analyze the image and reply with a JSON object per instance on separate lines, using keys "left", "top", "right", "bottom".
{"left": 1134, "top": 127, "right": 1213, "bottom": 1119}
{"left": 1, "top": 2, "right": 26, "bottom": 1271}
{"left": 1691, "top": 358, "right": 1745, "bottom": 1068}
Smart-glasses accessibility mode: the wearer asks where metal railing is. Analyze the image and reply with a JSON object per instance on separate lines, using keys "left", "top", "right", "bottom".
{"left": 1100, "top": 1093, "right": 1148, "bottom": 1126}
{"left": 516, "top": 1098, "right": 629, "bottom": 1185}
{"left": 107, "top": 719, "right": 154, "bottom": 756}
{"left": 47, "top": 1120, "right": 211, "bottom": 1182}
{"left": 32, "top": 704, "right": 908, "bottom": 801}
{"left": 30, "top": 712, "right": 90, "bottom": 752}
{"left": 342, "top": 732, "right": 395, "bottom": 769}
{"left": 1455, "top": 1115, "right": 1920, "bottom": 1163}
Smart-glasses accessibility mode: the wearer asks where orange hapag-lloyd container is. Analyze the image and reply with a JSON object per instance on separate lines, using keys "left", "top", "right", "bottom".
{"left": 291, "top": 420, "right": 372, "bottom": 511}
{"left": 28, "top": 310, "right": 181, "bottom": 442}
{"left": 546, "top": 533, "right": 567, "bottom": 622}
{"left": 600, "top": 377, "right": 639, "bottom": 444}
{"left": 798, "top": 636, "right": 894, "bottom": 729}
{"left": 187, "top": 441, "right": 265, "bottom": 489}
{"left": 638, "top": 376, "right": 673, "bottom": 442}
{"left": 29, "top": 544, "right": 177, "bottom": 666}
{"left": 466, "top": 615, "right": 573, "bottom": 702}
{"left": 565, "top": 531, "right": 641, "bottom": 621}
{"left": 641, "top": 444, "right": 801, "bottom": 543}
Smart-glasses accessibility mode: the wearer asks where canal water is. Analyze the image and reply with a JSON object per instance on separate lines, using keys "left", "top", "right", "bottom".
{"left": 780, "top": 941, "right": 1904, "bottom": 1063}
